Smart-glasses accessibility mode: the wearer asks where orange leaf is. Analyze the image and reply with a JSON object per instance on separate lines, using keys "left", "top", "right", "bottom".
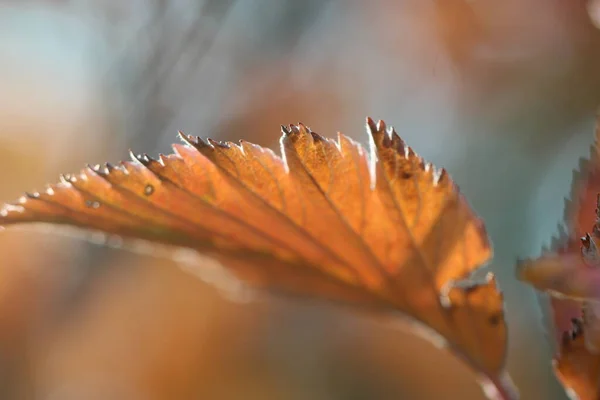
{"left": 0, "top": 118, "right": 515, "bottom": 399}
{"left": 517, "top": 116, "right": 600, "bottom": 399}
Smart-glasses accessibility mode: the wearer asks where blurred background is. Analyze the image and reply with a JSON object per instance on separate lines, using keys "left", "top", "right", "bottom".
{"left": 1, "top": 0, "right": 600, "bottom": 399}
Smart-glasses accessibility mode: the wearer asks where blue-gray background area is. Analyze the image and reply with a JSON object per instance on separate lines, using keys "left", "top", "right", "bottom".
{"left": 0, "top": 1, "right": 598, "bottom": 399}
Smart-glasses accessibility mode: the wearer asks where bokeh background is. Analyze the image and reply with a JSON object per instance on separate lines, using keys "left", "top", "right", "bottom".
{"left": 1, "top": 0, "right": 600, "bottom": 399}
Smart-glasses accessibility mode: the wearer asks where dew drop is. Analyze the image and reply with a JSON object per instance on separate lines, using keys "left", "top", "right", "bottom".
{"left": 144, "top": 184, "right": 154, "bottom": 196}
{"left": 85, "top": 200, "right": 101, "bottom": 209}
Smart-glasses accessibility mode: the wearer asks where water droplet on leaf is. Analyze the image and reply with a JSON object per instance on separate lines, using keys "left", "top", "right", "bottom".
{"left": 85, "top": 200, "right": 100, "bottom": 209}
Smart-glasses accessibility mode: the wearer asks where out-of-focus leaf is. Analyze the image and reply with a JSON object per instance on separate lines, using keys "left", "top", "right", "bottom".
{"left": 517, "top": 119, "right": 600, "bottom": 300}
{"left": 517, "top": 117, "right": 600, "bottom": 399}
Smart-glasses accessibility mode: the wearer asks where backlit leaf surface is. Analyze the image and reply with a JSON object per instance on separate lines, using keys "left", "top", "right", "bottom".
{"left": 1, "top": 118, "right": 514, "bottom": 399}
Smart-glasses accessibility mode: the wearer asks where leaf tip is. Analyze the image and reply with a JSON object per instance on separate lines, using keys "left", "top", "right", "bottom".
{"left": 128, "top": 148, "right": 141, "bottom": 163}
{"left": 25, "top": 191, "right": 40, "bottom": 199}
{"left": 177, "top": 130, "right": 198, "bottom": 147}
{"left": 434, "top": 167, "right": 448, "bottom": 185}
{"left": 514, "top": 257, "right": 530, "bottom": 282}
{"left": 365, "top": 116, "right": 377, "bottom": 133}
{"left": 280, "top": 125, "right": 291, "bottom": 136}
